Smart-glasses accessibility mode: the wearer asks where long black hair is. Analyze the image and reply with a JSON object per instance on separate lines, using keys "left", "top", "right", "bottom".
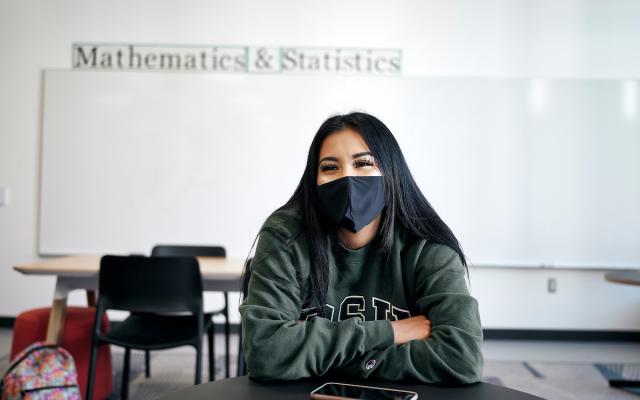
{"left": 243, "top": 112, "right": 467, "bottom": 308}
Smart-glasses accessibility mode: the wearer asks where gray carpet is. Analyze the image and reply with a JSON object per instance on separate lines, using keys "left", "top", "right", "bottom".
{"left": 483, "top": 360, "right": 640, "bottom": 400}
{"left": 110, "top": 350, "right": 236, "bottom": 399}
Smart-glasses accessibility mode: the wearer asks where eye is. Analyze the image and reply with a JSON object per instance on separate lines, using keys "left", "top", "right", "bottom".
{"left": 354, "top": 158, "right": 375, "bottom": 168}
{"left": 319, "top": 162, "right": 339, "bottom": 171}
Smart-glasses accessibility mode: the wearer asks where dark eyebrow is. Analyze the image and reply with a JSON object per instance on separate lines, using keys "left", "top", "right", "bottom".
{"left": 352, "top": 152, "right": 373, "bottom": 159}
{"left": 319, "top": 156, "right": 339, "bottom": 163}
{"left": 319, "top": 152, "right": 373, "bottom": 164}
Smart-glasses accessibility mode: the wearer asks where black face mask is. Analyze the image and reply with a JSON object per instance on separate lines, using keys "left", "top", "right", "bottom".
{"left": 316, "top": 176, "right": 385, "bottom": 233}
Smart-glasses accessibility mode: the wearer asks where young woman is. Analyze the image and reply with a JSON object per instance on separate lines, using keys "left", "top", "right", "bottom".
{"left": 239, "top": 112, "right": 483, "bottom": 384}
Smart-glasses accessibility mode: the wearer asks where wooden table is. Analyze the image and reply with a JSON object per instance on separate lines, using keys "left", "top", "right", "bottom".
{"left": 605, "top": 270, "right": 640, "bottom": 286}
{"left": 14, "top": 255, "right": 244, "bottom": 377}
{"left": 603, "top": 270, "right": 640, "bottom": 391}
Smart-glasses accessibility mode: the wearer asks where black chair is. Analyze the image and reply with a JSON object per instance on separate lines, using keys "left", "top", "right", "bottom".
{"left": 150, "top": 245, "right": 229, "bottom": 379}
{"left": 86, "top": 255, "right": 213, "bottom": 400}
{"left": 237, "top": 257, "right": 252, "bottom": 377}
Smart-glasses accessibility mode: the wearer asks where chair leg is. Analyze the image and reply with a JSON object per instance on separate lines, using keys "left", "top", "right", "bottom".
{"left": 207, "top": 324, "right": 215, "bottom": 381}
{"left": 121, "top": 348, "right": 131, "bottom": 400}
{"left": 195, "top": 341, "right": 203, "bottom": 385}
{"left": 86, "top": 342, "right": 99, "bottom": 400}
{"left": 145, "top": 349, "right": 151, "bottom": 378}
{"left": 224, "top": 292, "right": 230, "bottom": 378}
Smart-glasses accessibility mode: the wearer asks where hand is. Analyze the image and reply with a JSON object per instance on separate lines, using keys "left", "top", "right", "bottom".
{"left": 390, "top": 315, "right": 431, "bottom": 345}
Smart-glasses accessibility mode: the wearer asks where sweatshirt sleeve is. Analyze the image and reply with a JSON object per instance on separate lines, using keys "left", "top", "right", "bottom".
{"left": 338, "top": 244, "right": 484, "bottom": 384}
{"left": 239, "top": 229, "right": 395, "bottom": 380}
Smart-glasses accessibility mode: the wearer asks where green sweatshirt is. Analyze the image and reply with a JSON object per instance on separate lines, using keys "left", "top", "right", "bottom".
{"left": 239, "top": 205, "right": 484, "bottom": 384}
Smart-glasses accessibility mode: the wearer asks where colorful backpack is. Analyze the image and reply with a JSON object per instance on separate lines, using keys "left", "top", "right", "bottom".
{"left": 1, "top": 341, "right": 80, "bottom": 400}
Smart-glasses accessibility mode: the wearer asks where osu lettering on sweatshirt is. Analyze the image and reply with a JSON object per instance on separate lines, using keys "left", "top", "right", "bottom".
{"left": 239, "top": 204, "right": 483, "bottom": 384}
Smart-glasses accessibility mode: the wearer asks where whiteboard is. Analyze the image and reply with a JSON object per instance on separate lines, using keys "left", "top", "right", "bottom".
{"left": 40, "top": 70, "right": 640, "bottom": 269}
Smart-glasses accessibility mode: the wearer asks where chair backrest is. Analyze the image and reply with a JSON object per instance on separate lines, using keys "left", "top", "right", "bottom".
{"left": 98, "top": 255, "right": 203, "bottom": 314}
{"left": 151, "top": 245, "right": 226, "bottom": 258}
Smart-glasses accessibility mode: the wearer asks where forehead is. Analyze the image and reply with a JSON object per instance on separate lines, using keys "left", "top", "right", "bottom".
{"left": 318, "top": 128, "right": 370, "bottom": 158}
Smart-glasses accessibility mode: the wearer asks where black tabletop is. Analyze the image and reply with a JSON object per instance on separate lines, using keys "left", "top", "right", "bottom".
{"left": 157, "top": 376, "right": 544, "bottom": 400}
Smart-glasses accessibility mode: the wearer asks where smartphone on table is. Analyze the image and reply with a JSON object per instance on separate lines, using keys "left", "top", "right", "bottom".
{"left": 310, "top": 382, "right": 418, "bottom": 400}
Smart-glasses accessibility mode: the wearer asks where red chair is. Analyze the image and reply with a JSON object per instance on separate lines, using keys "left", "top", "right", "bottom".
{"left": 11, "top": 306, "right": 113, "bottom": 400}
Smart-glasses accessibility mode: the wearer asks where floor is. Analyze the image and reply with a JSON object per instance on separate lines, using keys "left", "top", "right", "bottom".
{"left": 2, "top": 327, "right": 640, "bottom": 399}
{"left": 482, "top": 339, "right": 640, "bottom": 364}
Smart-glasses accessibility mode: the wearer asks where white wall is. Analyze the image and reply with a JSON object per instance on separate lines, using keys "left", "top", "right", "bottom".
{"left": 1, "top": 0, "right": 639, "bottom": 328}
